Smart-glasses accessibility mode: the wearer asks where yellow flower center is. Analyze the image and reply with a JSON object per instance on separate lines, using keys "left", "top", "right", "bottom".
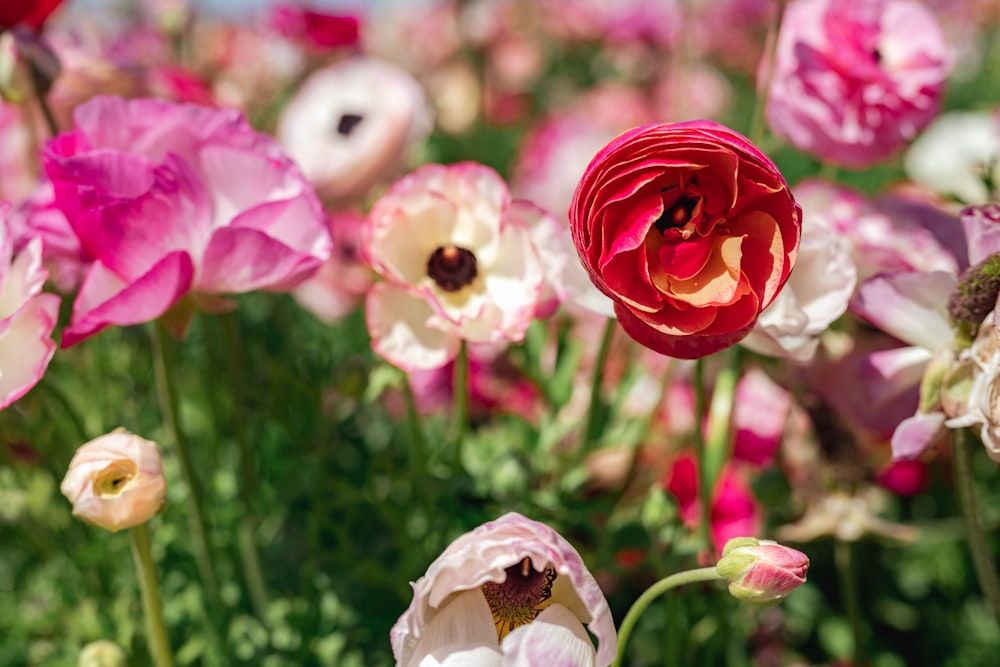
{"left": 92, "top": 460, "right": 137, "bottom": 497}
{"left": 480, "top": 557, "right": 557, "bottom": 640}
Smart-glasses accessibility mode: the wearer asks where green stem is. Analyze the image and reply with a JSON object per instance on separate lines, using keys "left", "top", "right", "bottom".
{"left": 130, "top": 524, "right": 175, "bottom": 667}
{"left": 403, "top": 378, "right": 428, "bottom": 469}
{"left": 835, "top": 539, "right": 867, "bottom": 667}
{"left": 151, "top": 323, "right": 219, "bottom": 601}
{"left": 747, "top": 0, "right": 786, "bottom": 146}
{"left": 953, "top": 428, "right": 1000, "bottom": 628}
{"left": 582, "top": 318, "right": 617, "bottom": 447}
{"left": 612, "top": 567, "right": 725, "bottom": 667}
{"left": 220, "top": 314, "right": 270, "bottom": 620}
{"left": 452, "top": 340, "right": 469, "bottom": 467}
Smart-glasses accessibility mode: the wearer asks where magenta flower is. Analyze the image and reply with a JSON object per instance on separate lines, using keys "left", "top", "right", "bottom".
{"left": 43, "top": 95, "right": 332, "bottom": 346}
{"left": 765, "top": 0, "right": 951, "bottom": 168}
{"left": 716, "top": 537, "right": 809, "bottom": 605}
{"left": 391, "top": 512, "right": 617, "bottom": 667}
{"left": 0, "top": 206, "right": 60, "bottom": 410}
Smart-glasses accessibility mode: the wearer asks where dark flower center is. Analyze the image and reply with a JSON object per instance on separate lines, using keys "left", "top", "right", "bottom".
{"left": 480, "top": 558, "right": 557, "bottom": 640}
{"left": 427, "top": 245, "right": 478, "bottom": 292}
{"left": 336, "top": 113, "right": 364, "bottom": 136}
{"left": 655, "top": 195, "right": 700, "bottom": 234}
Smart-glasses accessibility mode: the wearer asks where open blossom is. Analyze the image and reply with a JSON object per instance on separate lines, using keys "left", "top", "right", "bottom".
{"left": 391, "top": 512, "right": 617, "bottom": 667}
{"left": 59, "top": 428, "right": 166, "bottom": 532}
{"left": 0, "top": 206, "right": 60, "bottom": 410}
{"left": 43, "top": 95, "right": 332, "bottom": 346}
{"left": 716, "top": 537, "right": 809, "bottom": 605}
{"left": 765, "top": 0, "right": 951, "bottom": 168}
{"left": 364, "top": 162, "right": 547, "bottom": 371}
{"left": 569, "top": 120, "right": 801, "bottom": 359}
{"left": 277, "top": 57, "right": 432, "bottom": 203}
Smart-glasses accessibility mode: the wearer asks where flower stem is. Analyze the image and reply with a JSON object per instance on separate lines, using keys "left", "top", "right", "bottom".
{"left": 151, "top": 322, "right": 219, "bottom": 602}
{"left": 747, "top": 0, "right": 786, "bottom": 146}
{"left": 612, "top": 567, "right": 725, "bottom": 667}
{"left": 583, "top": 318, "right": 617, "bottom": 447}
{"left": 835, "top": 538, "right": 867, "bottom": 667}
{"left": 953, "top": 427, "right": 1000, "bottom": 628}
{"left": 451, "top": 340, "right": 469, "bottom": 466}
{"left": 130, "top": 524, "right": 175, "bottom": 667}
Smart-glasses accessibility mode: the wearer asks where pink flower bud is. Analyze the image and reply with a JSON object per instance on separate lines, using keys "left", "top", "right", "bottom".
{"left": 715, "top": 537, "right": 809, "bottom": 605}
{"left": 60, "top": 429, "right": 166, "bottom": 532}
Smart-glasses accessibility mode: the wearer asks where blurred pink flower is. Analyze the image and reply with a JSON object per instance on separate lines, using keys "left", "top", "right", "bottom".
{"left": 7, "top": 180, "right": 87, "bottom": 293}
{"left": 270, "top": 2, "right": 361, "bottom": 53}
{"left": 291, "top": 210, "right": 373, "bottom": 324}
{"left": 0, "top": 205, "right": 60, "bottom": 410}
{"left": 538, "top": 0, "right": 680, "bottom": 47}
{"left": 59, "top": 428, "right": 166, "bottom": 532}
{"left": 43, "top": 95, "right": 331, "bottom": 346}
{"left": 765, "top": 0, "right": 951, "bottom": 168}
{"left": 732, "top": 368, "right": 792, "bottom": 467}
{"left": 277, "top": 57, "right": 432, "bottom": 203}
{"left": 363, "top": 162, "right": 546, "bottom": 371}
{"left": 391, "top": 512, "right": 617, "bottom": 667}
{"left": 0, "top": 102, "right": 38, "bottom": 204}
{"left": 876, "top": 459, "right": 928, "bottom": 496}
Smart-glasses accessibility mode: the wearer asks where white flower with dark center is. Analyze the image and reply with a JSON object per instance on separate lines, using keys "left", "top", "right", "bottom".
{"left": 364, "top": 162, "right": 547, "bottom": 371}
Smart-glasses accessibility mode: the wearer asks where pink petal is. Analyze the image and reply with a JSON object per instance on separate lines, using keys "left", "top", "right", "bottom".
{"left": 0, "top": 292, "right": 59, "bottom": 409}
{"left": 851, "top": 271, "right": 956, "bottom": 351}
{"left": 502, "top": 605, "right": 597, "bottom": 667}
{"left": 890, "top": 412, "right": 946, "bottom": 460}
{"left": 198, "top": 227, "right": 324, "bottom": 293}
{"left": 366, "top": 283, "right": 459, "bottom": 372}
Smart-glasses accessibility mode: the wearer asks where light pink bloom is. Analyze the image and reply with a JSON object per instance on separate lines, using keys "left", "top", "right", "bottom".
{"left": 904, "top": 109, "right": 1000, "bottom": 204}
{"left": 732, "top": 368, "right": 792, "bottom": 467}
{"left": 43, "top": 95, "right": 331, "bottom": 346}
{"left": 277, "top": 57, "right": 432, "bottom": 203}
{"left": 60, "top": 428, "right": 166, "bottom": 532}
{"left": 0, "top": 206, "right": 60, "bottom": 410}
{"left": 364, "top": 163, "right": 546, "bottom": 371}
{"left": 391, "top": 512, "right": 617, "bottom": 667}
{"left": 716, "top": 537, "right": 809, "bottom": 605}
{"left": 765, "top": 0, "right": 952, "bottom": 168}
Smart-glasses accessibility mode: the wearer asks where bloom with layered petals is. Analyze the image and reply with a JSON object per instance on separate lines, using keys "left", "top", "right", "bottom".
{"left": 391, "top": 512, "right": 616, "bottom": 667}
{"left": 716, "top": 537, "right": 809, "bottom": 605}
{"left": 43, "top": 95, "right": 332, "bottom": 346}
{"left": 59, "top": 428, "right": 166, "bottom": 532}
{"left": 765, "top": 0, "right": 951, "bottom": 168}
{"left": 0, "top": 205, "right": 59, "bottom": 410}
{"left": 569, "top": 120, "right": 801, "bottom": 359}
{"left": 364, "top": 162, "right": 547, "bottom": 371}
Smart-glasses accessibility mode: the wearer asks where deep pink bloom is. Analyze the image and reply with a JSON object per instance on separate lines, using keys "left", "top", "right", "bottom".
{"left": 0, "top": 0, "right": 64, "bottom": 31}
{"left": 569, "top": 120, "right": 801, "bottom": 359}
{"left": 43, "top": 95, "right": 332, "bottom": 346}
{"left": 0, "top": 205, "right": 60, "bottom": 410}
{"left": 765, "top": 0, "right": 952, "bottom": 168}
{"left": 877, "top": 459, "right": 928, "bottom": 496}
{"left": 270, "top": 3, "right": 361, "bottom": 53}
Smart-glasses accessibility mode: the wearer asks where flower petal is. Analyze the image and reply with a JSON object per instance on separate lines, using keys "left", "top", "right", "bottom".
{"left": 501, "top": 604, "right": 597, "bottom": 667}
{"left": 366, "top": 283, "right": 459, "bottom": 372}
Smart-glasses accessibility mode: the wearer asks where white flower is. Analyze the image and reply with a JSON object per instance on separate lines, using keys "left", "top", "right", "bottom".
{"left": 904, "top": 109, "right": 1000, "bottom": 204}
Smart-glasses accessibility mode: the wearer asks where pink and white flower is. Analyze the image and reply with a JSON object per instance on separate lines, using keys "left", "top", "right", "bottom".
{"left": 43, "top": 95, "right": 332, "bottom": 346}
{"left": 277, "top": 57, "right": 432, "bottom": 203}
{"left": 765, "top": 0, "right": 952, "bottom": 168}
{"left": 0, "top": 205, "right": 60, "bottom": 410}
{"left": 904, "top": 109, "right": 1000, "bottom": 204}
{"left": 364, "top": 162, "right": 546, "bottom": 371}
{"left": 391, "top": 512, "right": 617, "bottom": 667}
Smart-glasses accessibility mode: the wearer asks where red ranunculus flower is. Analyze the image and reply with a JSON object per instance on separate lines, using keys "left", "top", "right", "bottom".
{"left": 569, "top": 120, "right": 801, "bottom": 359}
{"left": 0, "top": 0, "right": 64, "bottom": 31}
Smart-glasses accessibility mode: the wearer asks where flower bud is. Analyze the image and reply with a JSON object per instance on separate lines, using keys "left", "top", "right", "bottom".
{"left": 60, "top": 428, "right": 166, "bottom": 532}
{"left": 78, "top": 640, "right": 127, "bottom": 667}
{"left": 716, "top": 537, "right": 809, "bottom": 606}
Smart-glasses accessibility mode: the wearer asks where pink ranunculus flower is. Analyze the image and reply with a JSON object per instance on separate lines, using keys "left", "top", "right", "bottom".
{"left": 59, "top": 428, "right": 166, "bottom": 532}
{"left": 364, "top": 162, "right": 546, "bottom": 371}
{"left": 391, "top": 512, "right": 617, "bottom": 667}
{"left": 765, "top": 0, "right": 952, "bottom": 168}
{"left": 276, "top": 57, "right": 432, "bottom": 203}
{"left": 569, "top": 120, "right": 802, "bottom": 359}
{"left": 270, "top": 2, "right": 362, "bottom": 53}
{"left": 43, "top": 95, "right": 332, "bottom": 346}
{"left": 0, "top": 205, "right": 60, "bottom": 410}
{"left": 716, "top": 537, "right": 809, "bottom": 606}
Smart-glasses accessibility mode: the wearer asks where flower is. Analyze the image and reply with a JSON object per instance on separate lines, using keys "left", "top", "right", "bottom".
{"left": 364, "top": 162, "right": 547, "bottom": 371}
{"left": 764, "top": 0, "right": 951, "bottom": 168}
{"left": 569, "top": 120, "right": 801, "bottom": 359}
{"left": 391, "top": 512, "right": 617, "bottom": 667}
{"left": 0, "top": 204, "right": 60, "bottom": 410}
{"left": 43, "top": 95, "right": 332, "bottom": 346}
{"left": 59, "top": 428, "right": 167, "bottom": 532}
{"left": 276, "top": 57, "right": 432, "bottom": 202}
{"left": 0, "top": 0, "right": 64, "bottom": 31}
{"left": 715, "top": 537, "right": 809, "bottom": 606}
{"left": 78, "top": 640, "right": 128, "bottom": 667}
{"left": 270, "top": 3, "right": 361, "bottom": 53}
{"left": 904, "top": 109, "right": 1000, "bottom": 204}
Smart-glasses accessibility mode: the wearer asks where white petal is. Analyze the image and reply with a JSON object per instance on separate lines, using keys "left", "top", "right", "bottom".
{"left": 407, "top": 590, "right": 502, "bottom": 667}
{"left": 851, "top": 271, "right": 956, "bottom": 351}
{"left": 366, "top": 283, "right": 459, "bottom": 371}
{"left": 501, "top": 604, "right": 597, "bottom": 667}
{"left": 0, "top": 292, "right": 59, "bottom": 409}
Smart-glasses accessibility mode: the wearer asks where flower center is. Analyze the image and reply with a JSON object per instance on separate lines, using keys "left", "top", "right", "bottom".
{"left": 655, "top": 195, "right": 700, "bottom": 234}
{"left": 336, "top": 113, "right": 364, "bottom": 136}
{"left": 427, "top": 245, "right": 478, "bottom": 292}
{"left": 480, "top": 558, "right": 557, "bottom": 640}
{"left": 92, "top": 460, "right": 137, "bottom": 497}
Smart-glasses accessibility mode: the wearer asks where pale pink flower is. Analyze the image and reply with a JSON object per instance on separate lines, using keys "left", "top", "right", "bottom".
{"left": 391, "top": 512, "right": 617, "bottom": 667}
{"left": 0, "top": 102, "right": 37, "bottom": 203}
{"left": 59, "top": 428, "right": 166, "bottom": 532}
{"left": 364, "top": 162, "right": 546, "bottom": 371}
{"left": 904, "top": 109, "right": 1000, "bottom": 204}
{"left": 43, "top": 95, "right": 332, "bottom": 346}
{"left": 0, "top": 206, "right": 59, "bottom": 410}
{"left": 765, "top": 0, "right": 952, "bottom": 168}
{"left": 538, "top": 0, "right": 680, "bottom": 47}
{"left": 277, "top": 57, "right": 432, "bottom": 203}
{"left": 732, "top": 368, "right": 792, "bottom": 467}
{"left": 716, "top": 537, "right": 809, "bottom": 605}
